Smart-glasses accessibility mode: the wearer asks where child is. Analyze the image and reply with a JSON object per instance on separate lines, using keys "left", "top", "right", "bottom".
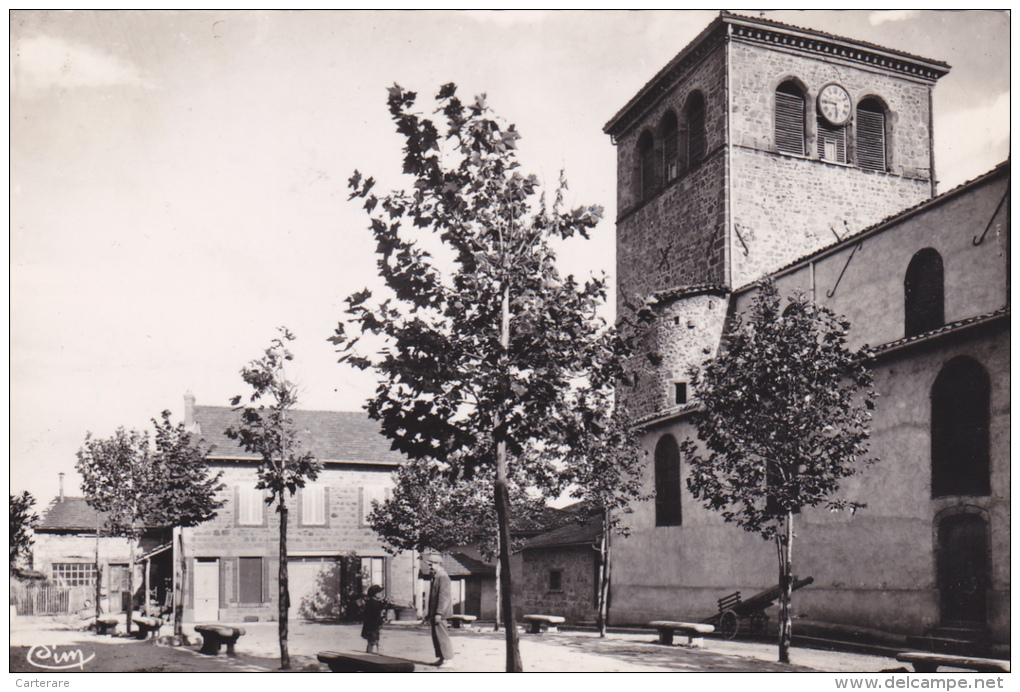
{"left": 361, "top": 585, "right": 392, "bottom": 654}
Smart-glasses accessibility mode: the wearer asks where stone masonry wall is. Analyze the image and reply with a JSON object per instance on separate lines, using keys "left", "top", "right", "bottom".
{"left": 522, "top": 545, "right": 598, "bottom": 625}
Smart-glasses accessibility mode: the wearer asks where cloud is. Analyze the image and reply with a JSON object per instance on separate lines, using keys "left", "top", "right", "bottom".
{"left": 868, "top": 10, "right": 920, "bottom": 26}
{"left": 12, "top": 34, "right": 152, "bottom": 96}
{"left": 935, "top": 90, "right": 1010, "bottom": 189}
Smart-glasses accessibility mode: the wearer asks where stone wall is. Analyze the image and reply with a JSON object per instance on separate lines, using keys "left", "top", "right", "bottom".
{"left": 521, "top": 545, "right": 598, "bottom": 624}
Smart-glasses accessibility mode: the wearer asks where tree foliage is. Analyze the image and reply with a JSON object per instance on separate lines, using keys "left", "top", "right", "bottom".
{"left": 226, "top": 327, "right": 319, "bottom": 670}
{"left": 333, "top": 83, "right": 633, "bottom": 671}
{"left": 10, "top": 491, "right": 39, "bottom": 569}
{"left": 683, "top": 278, "right": 877, "bottom": 661}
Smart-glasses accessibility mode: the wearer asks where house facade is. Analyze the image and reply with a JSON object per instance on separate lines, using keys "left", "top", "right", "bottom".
{"left": 179, "top": 395, "right": 417, "bottom": 623}
{"left": 606, "top": 11, "right": 1009, "bottom": 645}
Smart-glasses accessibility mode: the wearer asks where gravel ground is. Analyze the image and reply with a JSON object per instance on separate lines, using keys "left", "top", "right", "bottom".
{"left": 10, "top": 615, "right": 899, "bottom": 673}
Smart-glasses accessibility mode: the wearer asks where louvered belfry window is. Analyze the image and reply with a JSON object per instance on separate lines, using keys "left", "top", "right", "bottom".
{"left": 685, "top": 92, "right": 706, "bottom": 164}
{"left": 817, "top": 113, "right": 847, "bottom": 163}
{"left": 856, "top": 99, "right": 886, "bottom": 171}
{"left": 638, "top": 130, "right": 656, "bottom": 201}
{"left": 775, "top": 83, "right": 805, "bottom": 156}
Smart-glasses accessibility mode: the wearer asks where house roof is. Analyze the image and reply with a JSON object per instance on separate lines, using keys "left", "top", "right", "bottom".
{"left": 192, "top": 406, "right": 405, "bottom": 466}
{"left": 443, "top": 552, "right": 496, "bottom": 578}
{"left": 512, "top": 505, "right": 576, "bottom": 536}
{"left": 37, "top": 497, "right": 107, "bottom": 532}
{"left": 522, "top": 512, "right": 604, "bottom": 551}
{"left": 605, "top": 11, "right": 949, "bottom": 138}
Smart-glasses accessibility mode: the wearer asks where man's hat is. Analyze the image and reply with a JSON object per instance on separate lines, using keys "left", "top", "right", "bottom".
{"left": 425, "top": 553, "right": 444, "bottom": 564}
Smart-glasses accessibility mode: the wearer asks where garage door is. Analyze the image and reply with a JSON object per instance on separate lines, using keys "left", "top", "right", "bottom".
{"left": 289, "top": 556, "right": 341, "bottom": 621}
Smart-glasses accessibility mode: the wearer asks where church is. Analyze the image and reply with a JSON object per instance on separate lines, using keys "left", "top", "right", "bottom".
{"left": 604, "top": 12, "right": 1009, "bottom": 649}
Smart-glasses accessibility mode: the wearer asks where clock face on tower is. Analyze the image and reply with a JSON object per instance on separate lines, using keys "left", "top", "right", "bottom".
{"left": 818, "top": 84, "right": 851, "bottom": 126}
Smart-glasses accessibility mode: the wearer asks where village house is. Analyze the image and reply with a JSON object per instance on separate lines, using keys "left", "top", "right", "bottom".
{"left": 603, "top": 11, "right": 1009, "bottom": 651}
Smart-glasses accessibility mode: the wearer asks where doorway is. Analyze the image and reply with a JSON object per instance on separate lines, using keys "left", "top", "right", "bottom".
{"left": 937, "top": 513, "right": 989, "bottom": 625}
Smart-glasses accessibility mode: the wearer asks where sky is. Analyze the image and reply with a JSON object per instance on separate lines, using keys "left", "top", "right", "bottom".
{"left": 9, "top": 10, "right": 1010, "bottom": 507}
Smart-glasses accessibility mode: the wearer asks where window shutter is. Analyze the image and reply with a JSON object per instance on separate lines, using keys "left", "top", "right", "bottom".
{"left": 775, "top": 91, "right": 805, "bottom": 156}
{"left": 301, "top": 484, "right": 325, "bottom": 526}
{"left": 817, "top": 116, "right": 846, "bottom": 163}
{"left": 856, "top": 107, "right": 886, "bottom": 171}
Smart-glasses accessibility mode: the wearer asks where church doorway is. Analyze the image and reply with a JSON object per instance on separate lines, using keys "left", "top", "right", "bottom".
{"left": 936, "top": 513, "right": 989, "bottom": 625}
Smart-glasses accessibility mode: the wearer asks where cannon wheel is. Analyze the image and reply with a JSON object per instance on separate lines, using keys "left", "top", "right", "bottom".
{"left": 719, "top": 610, "right": 739, "bottom": 639}
{"left": 749, "top": 611, "right": 768, "bottom": 635}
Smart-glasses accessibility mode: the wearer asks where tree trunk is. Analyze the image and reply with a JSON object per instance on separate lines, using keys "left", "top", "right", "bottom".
{"left": 494, "top": 552, "right": 501, "bottom": 632}
{"left": 94, "top": 522, "right": 102, "bottom": 620}
{"left": 777, "top": 511, "right": 794, "bottom": 663}
{"left": 144, "top": 557, "right": 151, "bottom": 616}
{"left": 596, "top": 507, "right": 611, "bottom": 637}
{"left": 494, "top": 281, "right": 522, "bottom": 671}
{"left": 174, "top": 528, "right": 185, "bottom": 637}
{"left": 126, "top": 537, "right": 135, "bottom": 635}
{"left": 279, "top": 498, "right": 290, "bottom": 669}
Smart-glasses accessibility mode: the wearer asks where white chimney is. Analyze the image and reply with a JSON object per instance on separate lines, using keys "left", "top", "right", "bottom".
{"left": 58, "top": 472, "right": 65, "bottom": 502}
{"left": 184, "top": 391, "right": 197, "bottom": 432}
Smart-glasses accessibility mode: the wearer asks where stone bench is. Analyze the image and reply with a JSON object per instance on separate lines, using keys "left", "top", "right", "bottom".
{"left": 131, "top": 616, "right": 163, "bottom": 640}
{"left": 522, "top": 614, "right": 565, "bottom": 634}
{"left": 194, "top": 624, "right": 245, "bottom": 656}
{"left": 896, "top": 652, "right": 1010, "bottom": 673}
{"left": 448, "top": 614, "right": 477, "bottom": 630}
{"left": 649, "top": 620, "right": 716, "bottom": 647}
{"left": 317, "top": 651, "right": 415, "bottom": 672}
{"left": 93, "top": 616, "right": 120, "bottom": 635}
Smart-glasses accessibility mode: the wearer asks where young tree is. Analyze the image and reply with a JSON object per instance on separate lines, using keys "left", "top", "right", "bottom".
{"left": 76, "top": 427, "right": 150, "bottom": 635}
{"left": 555, "top": 401, "right": 644, "bottom": 637}
{"left": 148, "top": 410, "right": 225, "bottom": 637}
{"left": 683, "top": 279, "right": 877, "bottom": 663}
{"left": 226, "top": 328, "right": 319, "bottom": 670}
{"left": 333, "top": 83, "right": 625, "bottom": 671}
{"left": 10, "top": 491, "right": 39, "bottom": 570}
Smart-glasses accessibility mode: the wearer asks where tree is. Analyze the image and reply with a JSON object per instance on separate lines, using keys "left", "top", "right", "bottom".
{"left": 148, "top": 410, "right": 225, "bottom": 637}
{"left": 333, "top": 83, "right": 626, "bottom": 671}
{"left": 76, "top": 427, "right": 150, "bottom": 635}
{"left": 10, "top": 491, "right": 39, "bottom": 570}
{"left": 683, "top": 279, "right": 877, "bottom": 663}
{"left": 554, "top": 401, "right": 644, "bottom": 637}
{"left": 226, "top": 327, "right": 320, "bottom": 670}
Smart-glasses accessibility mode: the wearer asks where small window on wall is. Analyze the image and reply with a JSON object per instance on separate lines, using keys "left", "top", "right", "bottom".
{"left": 674, "top": 382, "right": 688, "bottom": 406}
{"left": 637, "top": 130, "right": 656, "bottom": 200}
{"left": 856, "top": 98, "right": 887, "bottom": 172}
{"left": 775, "top": 81, "right": 806, "bottom": 156}
{"left": 237, "top": 485, "right": 264, "bottom": 526}
{"left": 549, "top": 569, "right": 563, "bottom": 592}
{"left": 660, "top": 111, "right": 680, "bottom": 182}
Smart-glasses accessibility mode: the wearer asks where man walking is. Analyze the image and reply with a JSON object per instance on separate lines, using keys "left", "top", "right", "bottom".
{"left": 425, "top": 553, "right": 454, "bottom": 667}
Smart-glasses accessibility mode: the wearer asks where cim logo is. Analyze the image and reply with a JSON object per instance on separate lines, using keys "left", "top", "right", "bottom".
{"left": 26, "top": 644, "right": 95, "bottom": 671}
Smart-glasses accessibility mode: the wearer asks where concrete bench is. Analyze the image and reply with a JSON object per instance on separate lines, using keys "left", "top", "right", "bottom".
{"left": 448, "top": 614, "right": 477, "bottom": 630}
{"left": 649, "top": 621, "right": 716, "bottom": 647}
{"left": 522, "top": 614, "right": 565, "bottom": 634}
{"left": 93, "top": 616, "right": 120, "bottom": 635}
{"left": 194, "top": 624, "right": 245, "bottom": 656}
{"left": 896, "top": 652, "right": 1010, "bottom": 673}
{"left": 317, "top": 651, "right": 415, "bottom": 672}
{"left": 131, "top": 616, "right": 162, "bottom": 640}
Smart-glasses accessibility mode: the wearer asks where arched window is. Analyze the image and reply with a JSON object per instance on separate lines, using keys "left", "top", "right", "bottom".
{"left": 684, "top": 92, "right": 706, "bottom": 166}
{"left": 931, "top": 357, "right": 991, "bottom": 498}
{"left": 856, "top": 98, "right": 887, "bottom": 171}
{"left": 654, "top": 435, "right": 682, "bottom": 526}
{"left": 904, "top": 248, "right": 945, "bottom": 337}
{"left": 775, "top": 81, "right": 806, "bottom": 156}
{"left": 637, "top": 130, "right": 656, "bottom": 201}
{"left": 660, "top": 111, "right": 679, "bottom": 183}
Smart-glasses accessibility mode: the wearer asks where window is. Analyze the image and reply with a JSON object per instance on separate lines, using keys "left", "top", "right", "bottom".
{"left": 360, "top": 485, "right": 388, "bottom": 526}
{"left": 637, "top": 130, "right": 656, "bottom": 200}
{"left": 931, "top": 357, "right": 991, "bottom": 498}
{"left": 775, "top": 81, "right": 806, "bottom": 156}
{"left": 856, "top": 98, "right": 887, "bottom": 171}
{"left": 238, "top": 557, "right": 264, "bottom": 603}
{"left": 674, "top": 382, "right": 687, "bottom": 406}
{"left": 660, "top": 111, "right": 680, "bottom": 182}
{"left": 51, "top": 563, "right": 97, "bottom": 586}
{"left": 549, "top": 569, "right": 563, "bottom": 592}
{"left": 817, "top": 113, "right": 847, "bottom": 163}
{"left": 654, "top": 435, "right": 682, "bottom": 526}
{"left": 301, "top": 483, "right": 326, "bottom": 526}
{"left": 361, "top": 556, "right": 386, "bottom": 592}
{"left": 237, "top": 485, "right": 264, "bottom": 526}
{"left": 684, "top": 91, "right": 706, "bottom": 165}
{"left": 904, "top": 248, "right": 945, "bottom": 337}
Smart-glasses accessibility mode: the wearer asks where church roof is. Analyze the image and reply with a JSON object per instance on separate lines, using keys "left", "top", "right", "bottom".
{"left": 605, "top": 11, "right": 949, "bottom": 139}
{"left": 193, "top": 406, "right": 405, "bottom": 466}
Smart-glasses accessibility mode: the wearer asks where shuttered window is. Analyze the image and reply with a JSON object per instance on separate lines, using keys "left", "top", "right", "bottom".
{"left": 301, "top": 483, "right": 326, "bottom": 526}
{"left": 237, "top": 486, "right": 264, "bottom": 526}
{"left": 856, "top": 101, "right": 886, "bottom": 171}
{"left": 775, "top": 87, "right": 805, "bottom": 156}
{"left": 817, "top": 115, "right": 847, "bottom": 163}
{"left": 686, "top": 93, "right": 706, "bottom": 164}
